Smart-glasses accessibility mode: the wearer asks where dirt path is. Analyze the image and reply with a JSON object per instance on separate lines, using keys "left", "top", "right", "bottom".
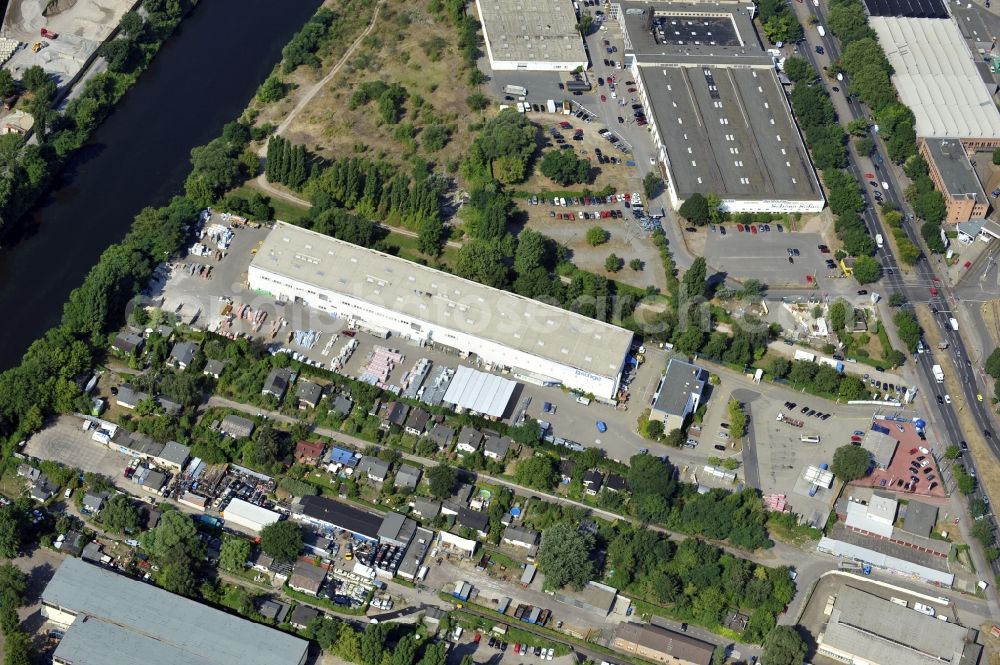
{"left": 258, "top": 1, "right": 386, "bottom": 157}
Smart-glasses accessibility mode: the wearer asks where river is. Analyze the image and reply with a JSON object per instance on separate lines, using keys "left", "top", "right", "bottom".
{"left": 0, "top": 0, "right": 321, "bottom": 369}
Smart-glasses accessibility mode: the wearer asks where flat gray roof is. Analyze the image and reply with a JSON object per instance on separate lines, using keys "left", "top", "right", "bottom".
{"left": 619, "top": 0, "right": 767, "bottom": 64}
{"left": 901, "top": 499, "right": 939, "bottom": 538}
{"left": 924, "top": 138, "right": 987, "bottom": 202}
{"left": 475, "top": 0, "right": 588, "bottom": 65}
{"left": 822, "top": 586, "right": 968, "bottom": 665}
{"left": 639, "top": 65, "right": 819, "bottom": 201}
{"left": 44, "top": 558, "right": 308, "bottom": 665}
{"left": 251, "top": 223, "right": 633, "bottom": 380}
{"left": 652, "top": 358, "right": 706, "bottom": 416}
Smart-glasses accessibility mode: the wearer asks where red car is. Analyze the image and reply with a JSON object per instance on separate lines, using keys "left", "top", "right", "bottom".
{"left": 514, "top": 644, "right": 521, "bottom": 654}
{"left": 600, "top": 94, "right": 607, "bottom": 102}
{"left": 628, "top": 87, "right": 637, "bottom": 92}
{"left": 929, "top": 287, "right": 938, "bottom": 296}
{"left": 736, "top": 223, "right": 745, "bottom": 232}
{"left": 750, "top": 225, "right": 757, "bottom": 234}
{"left": 341, "top": 330, "right": 356, "bottom": 337}
{"left": 559, "top": 121, "right": 572, "bottom": 129}
{"left": 567, "top": 213, "right": 575, "bottom": 221}
{"left": 474, "top": 633, "right": 482, "bottom": 643}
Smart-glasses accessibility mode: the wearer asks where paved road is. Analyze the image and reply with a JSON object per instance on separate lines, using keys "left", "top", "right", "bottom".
{"left": 733, "top": 388, "right": 762, "bottom": 490}
{"left": 792, "top": 0, "right": 1000, "bottom": 601}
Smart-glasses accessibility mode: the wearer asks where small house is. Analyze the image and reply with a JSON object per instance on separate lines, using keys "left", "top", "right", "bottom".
{"left": 289, "top": 560, "right": 326, "bottom": 596}
{"left": 168, "top": 341, "right": 198, "bottom": 370}
{"left": 557, "top": 459, "right": 575, "bottom": 483}
{"left": 115, "top": 385, "right": 150, "bottom": 410}
{"left": 359, "top": 456, "right": 391, "bottom": 483}
{"left": 330, "top": 395, "right": 353, "bottom": 418}
{"left": 483, "top": 435, "right": 512, "bottom": 461}
{"left": 81, "top": 492, "right": 107, "bottom": 514}
{"left": 456, "top": 427, "right": 483, "bottom": 455}
{"left": 220, "top": 414, "right": 255, "bottom": 438}
{"left": 457, "top": 507, "right": 489, "bottom": 538}
{"left": 379, "top": 402, "right": 410, "bottom": 431}
{"left": 583, "top": 469, "right": 604, "bottom": 495}
{"left": 394, "top": 464, "right": 422, "bottom": 491}
{"left": 296, "top": 380, "right": 323, "bottom": 409}
{"left": 502, "top": 524, "right": 539, "bottom": 549}
{"left": 294, "top": 441, "right": 326, "bottom": 466}
{"left": 289, "top": 604, "right": 321, "bottom": 630}
{"left": 411, "top": 497, "right": 441, "bottom": 520}
{"left": 404, "top": 408, "right": 430, "bottom": 436}
{"left": 112, "top": 332, "right": 144, "bottom": 356}
{"left": 257, "top": 598, "right": 290, "bottom": 623}
{"left": 203, "top": 359, "right": 226, "bottom": 379}
{"left": 427, "top": 424, "right": 455, "bottom": 450}
{"left": 605, "top": 474, "right": 628, "bottom": 493}
{"left": 262, "top": 368, "right": 293, "bottom": 400}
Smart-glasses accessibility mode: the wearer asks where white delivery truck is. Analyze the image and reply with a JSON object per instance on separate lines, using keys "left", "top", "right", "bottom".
{"left": 949, "top": 317, "right": 959, "bottom": 331}
{"left": 932, "top": 364, "right": 945, "bottom": 383}
{"left": 817, "top": 25, "right": 826, "bottom": 36}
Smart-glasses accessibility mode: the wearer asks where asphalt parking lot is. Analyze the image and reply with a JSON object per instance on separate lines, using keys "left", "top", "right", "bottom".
{"left": 729, "top": 381, "right": 877, "bottom": 524}
{"left": 703, "top": 227, "right": 830, "bottom": 287}
{"left": 24, "top": 415, "right": 132, "bottom": 482}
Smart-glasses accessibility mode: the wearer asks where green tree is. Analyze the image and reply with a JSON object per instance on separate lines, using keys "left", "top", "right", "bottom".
{"left": 629, "top": 258, "right": 643, "bottom": 271}
{"left": 892, "top": 310, "right": 922, "bottom": 353}
{"left": 642, "top": 419, "right": 664, "bottom": 440}
{"left": 422, "top": 124, "right": 451, "bottom": 152}
{"left": 762, "top": 626, "right": 808, "bottom": 665}
{"left": 514, "top": 456, "right": 557, "bottom": 490}
{"left": 0, "top": 508, "right": 22, "bottom": 558}
{"left": 3, "top": 631, "right": 31, "bottom": 665}
{"left": 586, "top": 226, "right": 608, "bottom": 246}
{"left": 832, "top": 445, "right": 871, "bottom": 481}
{"left": 828, "top": 300, "right": 847, "bottom": 331}
{"left": 783, "top": 56, "right": 811, "bottom": 82}
{"left": 540, "top": 149, "right": 590, "bottom": 186}
{"left": 100, "top": 494, "right": 140, "bottom": 534}
{"left": 427, "top": 464, "right": 457, "bottom": 500}
{"left": 260, "top": 520, "right": 303, "bottom": 562}
{"left": 454, "top": 240, "right": 508, "bottom": 288}
{"left": 256, "top": 77, "right": 287, "bottom": 103}
{"left": 219, "top": 536, "right": 252, "bottom": 573}
{"left": 605, "top": 253, "right": 622, "bottom": 272}
{"left": 643, "top": 172, "right": 663, "bottom": 199}
{"left": 0, "top": 70, "right": 15, "bottom": 99}
{"left": 971, "top": 519, "right": 994, "bottom": 545}
{"left": 510, "top": 418, "right": 541, "bottom": 445}
{"left": 993, "top": 147, "right": 1000, "bottom": 166}
{"left": 678, "top": 193, "right": 710, "bottom": 225}
{"left": 984, "top": 348, "right": 1000, "bottom": 379}
{"left": 889, "top": 292, "right": 907, "bottom": 307}
{"left": 576, "top": 13, "right": 594, "bottom": 35}
{"left": 768, "top": 357, "right": 791, "bottom": 378}
{"left": 537, "top": 522, "right": 596, "bottom": 590}
{"left": 682, "top": 257, "right": 708, "bottom": 299}
{"left": 142, "top": 510, "right": 203, "bottom": 563}
{"left": 514, "top": 228, "right": 551, "bottom": 275}
{"left": 728, "top": 399, "right": 748, "bottom": 438}
{"left": 417, "top": 216, "right": 445, "bottom": 256}
{"left": 852, "top": 255, "right": 883, "bottom": 284}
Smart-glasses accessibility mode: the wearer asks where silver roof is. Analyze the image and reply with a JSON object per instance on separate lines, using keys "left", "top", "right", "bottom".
{"left": 476, "top": 0, "right": 588, "bottom": 64}
{"left": 44, "top": 559, "right": 307, "bottom": 665}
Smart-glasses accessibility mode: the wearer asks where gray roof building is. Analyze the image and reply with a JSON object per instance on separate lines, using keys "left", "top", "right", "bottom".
{"left": 257, "top": 598, "right": 290, "bottom": 623}
{"left": 404, "top": 408, "right": 430, "bottom": 435}
{"left": 81, "top": 492, "right": 106, "bottom": 513}
{"left": 203, "top": 359, "right": 226, "bottom": 378}
{"left": 289, "top": 603, "right": 321, "bottom": 630}
{"left": 457, "top": 508, "right": 489, "bottom": 536}
{"left": 296, "top": 380, "right": 323, "bottom": 408}
{"left": 411, "top": 497, "right": 441, "bottom": 520}
{"left": 112, "top": 331, "right": 144, "bottom": 355}
{"left": 220, "top": 414, "right": 255, "bottom": 438}
{"left": 613, "top": 621, "right": 714, "bottom": 665}
{"left": 330, "top": 394, "right": 353, "bottom": 417}
{"left": 818, "top": 585, "right": 973, "bottom": 665}
{"left": 650, "top": 359, "right": 707, "bottom": 430}
{"left": 168, "top": 341, "right": 198, "bottom": 369}
{"left": 359, "top": 456, "right": 391, "bottom": 483}
{"left": 483, "top": 434, "right": 512, "bottom": 460}
{"left": 294, "top": 495, "right": 382, "bottom": 541}
{"left": 457, "top": 426, "right": 484, "bottom": 453}
{"left": 605, "top": 474, "right": 628, "bottom": 493}
{"left": 380, "top": 401, "right": 410, "bottom": 430}
{"left": 394, "top": 464, "right": 422, "bottom": 490}
{"left": 42, "top": 558, "right": 308, "bottom": 665}
{"left": 115, "top": 385, "right": 150, "bottom": 410}
{"left": 583, "top": 469, "right": 604, "bottom": 494}
{"left": 289, "top": 561, "right": 326, "bottom": 596}
{"left": 901, "top": 500, "right": 940, "bottom": 539}
{"left": 262, "top": 368, "right": 293, "bottom": 400}
{"left": 502, "top": 524, "right": 539, "bottom": 548}
{"left": 427, "top": 424, "right": 455, "bottom": 449}
{"left": 158, "top": 441, "right": 190, "bottom": 470}
{"left": 378, "top": 511, "right": 417, "bottom": 548}
{"left": 923, "top": 138, "right": 987, "bottom": 206}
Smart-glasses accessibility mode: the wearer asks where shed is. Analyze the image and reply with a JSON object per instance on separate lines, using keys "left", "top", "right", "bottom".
{"left": 520, "top": 564, "right": 537, "bottom": 585}
{"left": 223, "top": 498, "right": 282, "bottom": 533}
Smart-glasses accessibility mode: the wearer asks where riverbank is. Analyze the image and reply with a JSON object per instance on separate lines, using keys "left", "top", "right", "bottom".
{"left": 0, "top": 0, "right": 323, "bottom": 369}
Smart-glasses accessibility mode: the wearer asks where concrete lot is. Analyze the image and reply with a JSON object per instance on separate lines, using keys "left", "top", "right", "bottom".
{"left": 24, "top": 414, "right": 133, "bottom": 481}
{"left": 730, "top": 380, "right": 878, "bottom": 524}
{"left": 704, "top": 228, "right": 832, "bottom": 288}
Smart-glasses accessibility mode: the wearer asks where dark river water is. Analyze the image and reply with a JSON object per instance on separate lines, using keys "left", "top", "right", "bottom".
{"left": 0, "top": 0, "right": 322, "bottom": 369}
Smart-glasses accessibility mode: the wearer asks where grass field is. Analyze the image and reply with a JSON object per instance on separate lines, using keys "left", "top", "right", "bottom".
{"left": 230, "top": 184, "right": 311, "bottom": 223}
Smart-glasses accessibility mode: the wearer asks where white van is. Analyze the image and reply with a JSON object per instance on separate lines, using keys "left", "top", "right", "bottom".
{"left": 817, "top": 25, "right": 826, "bottom": 36}
{"left": 875, "top": 233, "right": 884, "bottom": 248}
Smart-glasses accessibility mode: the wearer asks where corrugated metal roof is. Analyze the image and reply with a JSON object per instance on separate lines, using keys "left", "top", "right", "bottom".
{"left": 223, "top": 498, "right": 281, "bottom": 530}
{"left": 44, "top": 559, "right": 307, "bottom": 665}
{"left": 442, "top": 367, "right": 516, "bottom": 418}
{"left": 870, "top": 16, "right": 1000, "bottom": 139}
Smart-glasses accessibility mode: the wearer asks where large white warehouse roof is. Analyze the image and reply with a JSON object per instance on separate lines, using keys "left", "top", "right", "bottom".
{"left": 250, "top": 223, "right": 633, "bottom": 381}
{"left": 223, "top": 497, "right": 281, "bottom": 532}
{"left": 475, "top": 0, "right": 588, "bottom": 67}
{"left": 442, "top": 366, "right": 517, "bottom": 417}
{"left": 869, "top": 16, "right": 1000, "bottom": 139}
